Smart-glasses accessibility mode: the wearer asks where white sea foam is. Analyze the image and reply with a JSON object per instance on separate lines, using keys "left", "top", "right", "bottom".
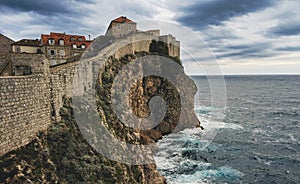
{"left": 154, "top": 105, "right": 246, "bottom": 183}
{"left": 200, "top": 120, "right": 243, "bottom": 130}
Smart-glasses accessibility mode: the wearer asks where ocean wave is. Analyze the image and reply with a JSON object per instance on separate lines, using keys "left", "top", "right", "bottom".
{"left": 163, "top": 166, "right": 243, "bottom": 184}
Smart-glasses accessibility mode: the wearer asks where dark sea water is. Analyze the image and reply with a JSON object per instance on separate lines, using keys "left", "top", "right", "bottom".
{"left": 154, "top": 75, "right": 300, "bottom": 184}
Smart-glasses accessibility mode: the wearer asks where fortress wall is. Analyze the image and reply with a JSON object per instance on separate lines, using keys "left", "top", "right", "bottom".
{"left": 49, "top": 62, "right": 78, "bottom": 121}
{"left": 168, "top": 43, "right": 180, "bottom": 58}
{"left": 0, "top": 75, "right": 51, "bottom": 155}
{"left": 113, "top": 33, "right": 158, "bottom": 59}
{"left": 0, "top": 32, "right": 181, "bottom": 156}
{"left": 49, "top": 60, "right": 94, "bottom": 121}
{"left": 10, "top": 53, "right": 49, "bottom": 75}
{"left": 0, "top": 58, "right": 91, "bottom": 156}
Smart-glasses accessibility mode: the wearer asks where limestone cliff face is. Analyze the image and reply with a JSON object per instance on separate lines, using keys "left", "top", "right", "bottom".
{"left": 97, "top": 51, "right": 199, "bottom": 143}
{"left": 0, "top": 40, "right": 200, "bottom": 183}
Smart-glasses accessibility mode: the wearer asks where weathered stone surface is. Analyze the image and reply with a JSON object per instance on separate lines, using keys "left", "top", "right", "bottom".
{"left": 0, "top": 74, "right": 51, "bottom": 155}
{"left": 0, "top": 32, "right": 199, "bottom": 183}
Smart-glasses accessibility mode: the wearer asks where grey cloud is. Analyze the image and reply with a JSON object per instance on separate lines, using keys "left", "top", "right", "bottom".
{"left": 0, "top": 0, "right": 72, "bottom": 15}
{"left": 0, "top": 0, "right": 96, "bottom": 15}
{"left": 217, "top": 50, "right": 273, "bottom": 59}
{"left": 205, "top": 33, "right": 240, "bottom": 42}
{"left": 269, "top": 21, "right": 300, "bottom": 36}
{"left": 214, "top": 42, "right": 274, "bottom": 59}
{"left": 0, "top": 0, "right": 99, "bottom": 39}
{"left": 226, "top": 45, "right": 252, "bottom": 50}
{"left": 177, "top": 0, "right": 278, "bottom": 30}
{"left": 275, "top": 46, "right": 300, "bottom": 52}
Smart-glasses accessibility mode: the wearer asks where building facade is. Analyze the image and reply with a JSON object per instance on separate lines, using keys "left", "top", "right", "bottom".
{"left": 105, "top": 16, "right": 137, "bottom": 37}
{"left": 41, "top": 32, "right": 92, "bottom": 66}
{"left": 11, "top": 39, "right": 41, "bottom": 54}
{"left": 0, "top": 34, "right": 14, "bottom": 53}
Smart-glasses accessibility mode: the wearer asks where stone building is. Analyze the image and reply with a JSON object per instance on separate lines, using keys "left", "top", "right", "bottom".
{"left": 11, "top": 39, "right": 41, "bottom": 54}
{"left": 0, "top": 34, "right": 14, "bottom": 53}
{"left": 0, "top": 15, "right": 184, "bottom": 157}
{"left": 159, "top": 34, "right": 180, "bottom": 58}
{"left": 105, "top": 16, "right": 180, "bottom": 57}
{"left": 105, "top": 16, "right": 137, "bottom": 37}
{"left": 40, "top": 32, "right": 92, "bottom": 66}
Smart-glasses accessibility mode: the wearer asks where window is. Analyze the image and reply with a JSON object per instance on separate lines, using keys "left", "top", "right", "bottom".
{"left": 50, "top": 60, "right": 57, "bottom": 66}
{"left": 15, "top": 46, "right": 21, "bottom": 53}
{"left": 72, "top": 44, "right": 77, "bottom": 48}
{"left": 78, "top": 37, "right": 83, "bottom": 41}
{"left": 58, "top": 39, "right": 64, "bottom": 45}
{"left": 70, "top": 37, "right": 75, "bottom": 41}
{"left": 50, "top": 50, "right": 56, "bottom": 56}
{"left": 13, "top": 66, "right": 31, "bottom": 76}
{"left": 117, "top": 24, "right": 121, "bottom": 29}
{"left": 48, "top": 38, "right": 55, "bottom": 45}
{"left": 37, "top": 49, "right": 43, "bottom": 54}
{"left": 59, "top": 50, "right": 65, "bottom": 56}
{"left": 23, "top": 66, "right": 31, "bottom": 75}
{"left": 81, "top": 44, "right": 86, "bottom": 49}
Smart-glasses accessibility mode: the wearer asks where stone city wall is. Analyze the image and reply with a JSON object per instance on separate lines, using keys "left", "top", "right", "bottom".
{"left": 0, "top": 74, "right": 51, "bottom": 155}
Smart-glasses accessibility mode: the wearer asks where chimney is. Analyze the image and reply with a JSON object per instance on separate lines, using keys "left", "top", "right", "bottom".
{"left": 88, "top": 35, "right": 91, "bottom": 40}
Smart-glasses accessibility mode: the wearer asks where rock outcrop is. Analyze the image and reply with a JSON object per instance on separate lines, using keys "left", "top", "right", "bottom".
{"left": 0, "top": 40, "right": 200, "bottom": 183}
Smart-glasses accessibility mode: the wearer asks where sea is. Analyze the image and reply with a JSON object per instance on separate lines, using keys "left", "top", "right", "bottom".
{"left": 154, "top": 75, "right": 300, "bottom": 184}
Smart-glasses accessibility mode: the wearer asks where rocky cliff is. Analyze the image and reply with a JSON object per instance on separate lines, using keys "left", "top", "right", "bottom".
{"left": 0, "top": 40, "right": 200, "bottom": 183}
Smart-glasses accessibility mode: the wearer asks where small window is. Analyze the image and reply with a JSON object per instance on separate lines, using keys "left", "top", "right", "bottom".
{"left": 117, "top": 24, "right": 121, "bottom": 29}
{"left": 59, "top": 39, "right": 64, "bottom": 45}
{"left": 59, "top": 50, "right": 65, "bottom": 56}
{"left": 81, "top": 44, "right": 86, "bottom": 49}
{"left": 37, "top": 49, "right": 43, "bottom": 54}
{"left": 23, "top": 66, "right": 31, "bottom": 75}
{"left": 50, "top": 60, "right": 57, "bottom": 66}
{"left": 50, "top": 50, "right": 56, "bottom": 56}
{"left": 70, "top": 37, "right": 75, "bottom": 41}
{"left": 72, "top": 44, "right": 77, "bottom": 48}
{"left": 48, "top": 38, "right": 55, "bottom": 45}
{"left": 14, "top": 66, "right": 31, "bottom": 76}
{"left": 16, "top": 46, "right": 21, "bottom": 53}
{"left": 78, "top": 37, "right": 83, "bottom": 41}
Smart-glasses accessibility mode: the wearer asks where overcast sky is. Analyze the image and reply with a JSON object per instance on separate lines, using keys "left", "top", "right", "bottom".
{"left": 0, "top": 0, "right": 299, "bottom": 74}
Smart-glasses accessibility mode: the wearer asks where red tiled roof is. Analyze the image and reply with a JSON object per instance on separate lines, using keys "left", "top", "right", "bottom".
{"left": 106, "top": 16, "right": 136, "bottom": 33}
{"left": 41, "top": 32, "right": 92, "bottom": 48}
{"left": 112, "top": 16, "right": 135, "bottom": 24}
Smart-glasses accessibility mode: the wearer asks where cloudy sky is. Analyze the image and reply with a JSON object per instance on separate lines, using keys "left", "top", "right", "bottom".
{"left": 0, "top": 0, "right": 299, "bottom": 74}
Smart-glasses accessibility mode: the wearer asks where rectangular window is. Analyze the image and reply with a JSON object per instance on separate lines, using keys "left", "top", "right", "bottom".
{"left": 59, "top": 39, "right": 64, "bottom": 45}
{"left": 50, "top": 60, "right": 57, "bottom": 66}
{"left": 16, "top": 46, "right": 21, "bottom": 53}
{"left": 23, "top": 66, "right": 31, "bottom": 75}
{"left": 50, "top": 50, "right": 56, "bottom": 56}
{"left": 13, "top": 66, "right": 31, "bottom": 76}
{"left": 59, "top": 50, "right": 65, "bottom": 56}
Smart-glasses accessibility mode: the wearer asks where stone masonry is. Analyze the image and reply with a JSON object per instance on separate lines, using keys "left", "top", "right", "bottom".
{"left": 0, "top": 31, "right": 180, "bottom": 156}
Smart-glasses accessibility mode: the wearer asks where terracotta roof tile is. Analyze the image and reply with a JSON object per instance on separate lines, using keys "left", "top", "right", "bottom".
{"left": 41, "top": 32, "right": 92, "bottom": 48}
{"left": 112, "top": 16, "right": 135, "bottom": 23}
